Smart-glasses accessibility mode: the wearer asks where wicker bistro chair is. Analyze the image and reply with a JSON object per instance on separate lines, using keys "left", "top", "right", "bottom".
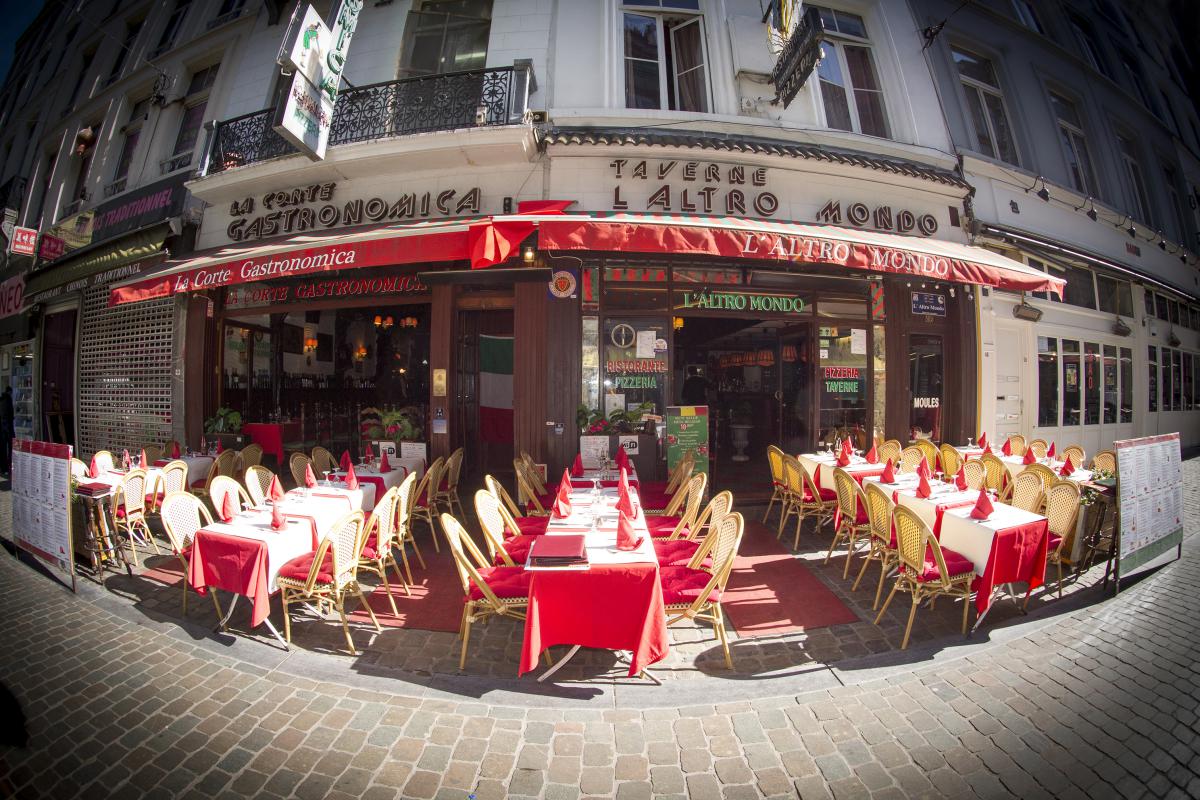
{"left": 391, "top": 472, "right": 423, "bottom": 583}
{"left": 876, "top": 440, "right": 902, "bottom": 469}
{"left": 1032, "top": 480, "right": 1082, "bottom": 603}
{"left": 978, "top": 453, "right": 1008, "bottom": 493}
{"left": 208, "top": 475, "right": 252, "bottom": 517}
{"left": 939, "top": 444, "right": 963, "bottom": 481}
{"left": 93, "top": 450, "right": 117, "bottom": 474}
{"left": 193, "top": 450, "right": 237, "bottom": 501}
{"left": 1091, "top": 450, "right": 1115, "bottom": 473}
{"left": 70, "top": 458, "right": 89, "bottom": 480}
{"left": 113, "top": 469, "right": 157, "bottom": 567}
{"left": 357, "top": 486, "right": 408, "bottom": 612}
{"left": 289, "top": 453, "right": 314, "bottom": 487}
{"left": 647, "top": 473, "right": 708, "bottom": 540}
{"left": 409, "top": 457, "right": 445, "bottom": 553}
{"left": 1027, "top": 439, "right": 1048, "bottom": 459}
{"left": 243, "top": 465, "right": 275, "bottom": 507}
{"left": 519, "top": 451, "right": 548, "bottom": 496}
{"left": 898, "top": 446, "right": 925, "bottom": 474}
{"left": 827, "top": 468, "right": 871, "bottom": 578}
{"left": 239, "top": 443, "right": 264, "bottom": 473}
{"left": 763, "top": 445, "right": 787, "bottom": 524}
{"left": 654, "top": 490, "right": 734, "bottom": 569}
{"left": 311, "top": 446, "right": 336, "bottom": 475}
{"left": 874, "top": 505, "right": 976, "bottom": 649}
{"left": 475, "top": 489, "right": 531, "bottom": 567}
{"left": 149, "top": 459, "right": 189, "bottom": 514}
{"left": 1061, "top": 445, "right": 1086, "bottom": 468}
{"left": 642, "top": 452, "right": 695, "bottom": 514}
{"left": 1005, "top": 434, "right": 1027, "bottom": 457}
{"left": 660, "top": 512, "right": 745, "bottom": 669}
{"left": 853, "top": 482, "right": 900, "bottom": 610}
{"left": 779, "top": 455, "right": 836, "bottom": 550}
{"left": 159, "top": 492, "right": 224, "bottom": 617}
{"left": 913, "top": 439, "right": 939, "bottom": 471}
{"left": 441, "top": 513, "right": 531, "bottom": 671}
{"left": 484, "top": 475, "right": 550, "bottom": 538}
{"left": 436, "top": 447, "right": 466, "bottom": 518}
{"left": 1009, "top": 470, "right": 1045, "bottom": 514}
{"left": 960, "top": 460, "right": 985, "bottom": 491}
{"left": 142, "top": 444, "right": 163, "bottom": 465}
{"left": 513, "top": 458, "right": 552, "bottom": 515}
{"left": 277, "top": 511, "right": 381, "bottom": 655}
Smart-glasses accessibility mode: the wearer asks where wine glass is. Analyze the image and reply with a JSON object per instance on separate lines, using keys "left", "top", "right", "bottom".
{"left": 322, "top": 469, "right": 333, "bottom": 486}
{"left": 966, "top": 436, "right": 974, "bottom": 449}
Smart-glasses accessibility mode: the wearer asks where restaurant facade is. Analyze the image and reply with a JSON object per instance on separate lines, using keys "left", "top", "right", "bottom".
{"left": 107, "top": 127, "right": 1062, "bottom": 484}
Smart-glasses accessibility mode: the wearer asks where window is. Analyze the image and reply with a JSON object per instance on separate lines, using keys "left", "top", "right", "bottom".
{"left": 1120, "top": 347, "right": 1132, "bottom": 422}
{"left": 1161, "top": 163, "right": 1189, "bottom": 242}
{"left": 1060, "top": 263, "right": 1096, "bottom": 310}
{"left": 1037, "top": 336, "right": 1058, "bottom": 427}
{"left": 1116, "top": 50, "right": 1160, "bottom": 116}
{"left": 1144, "top": 289, "right": 1155, "bottom": 318}
{"left": 1011, "top": 0, "right": 1043, "bottom": 34}
{"left": 154, "top": 0, "right": 192, "bottom": 55}
{"left": 107, "top": 20, "right": 142, "bottom": 82}
{"left": 398, "top": 0, "right": 492, "bottom": 78}
{"left": 1172, "top": 349, "right": 1182, "bottom": 410}
{"left": 1050, "top": 92, "right": 1099, "bottom": 195}
{"left": 67, "top": 51, "right": 95, "bottom": 107}
{"left": 909, "top": 334, "right": 943, "bottom": 440}
{"left": 1185, "top": 352, "right": 1194, "bottom": 411}
{"left": 1068, "top": 14, "right": 1111, "bottom": 78}
{"left": 1148, "top": 345, "right": 1158, "bottom": 412}
{"left": 1084, "top": 342, "right": 1100, "bottom": 425}
{"left": 952, "top": 47, "right": 1017, "bottom": 164}
{"left": 1062, "top": 340, "right": 1081, "bottom": 426}
{"left": 166, "top": 64, "right": 219, "bottom": 173}
{"left": 1096, "top": 274, "right": 1133, "bottom": 316}
{"left": 1102, "top": 345, "right": 1118, "bottom": 424}
{"left": 1117, "top": 134, "right": 1152, "bottom": 224}
{"left": 1156, "top": 293, "right": 1170, "bottom": 321}
{"left": 622, "top": 4, "right": 709, "bottom": 112}
{"left": 814, "top": 7, "right": 889, "bottom": 138}
{"left": 111, "top": 98, "right": 149, "bottom": 189}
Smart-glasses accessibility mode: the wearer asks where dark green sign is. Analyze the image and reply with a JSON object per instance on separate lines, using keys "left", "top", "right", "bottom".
{"left": 679, "top": 290, "right": 805, "bottom": 313}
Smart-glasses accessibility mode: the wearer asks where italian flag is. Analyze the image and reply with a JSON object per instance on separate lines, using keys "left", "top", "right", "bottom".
{"left": 479, "top": 334, "right": 514, "bottom": 443}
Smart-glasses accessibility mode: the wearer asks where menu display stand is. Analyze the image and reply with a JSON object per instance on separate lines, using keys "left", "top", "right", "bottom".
{"left": 1112, "top": 433, "right": 1184, "bottom": 593}
{"left": 11, "top": 439, "right": 78, "bottom": 593}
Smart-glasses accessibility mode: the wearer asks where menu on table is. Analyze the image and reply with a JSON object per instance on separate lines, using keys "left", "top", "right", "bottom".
{"left": 1115, "top": 433, "right": 1183, "bottom": 578}
{"left": 11, "top": 440, "right": 77, "bottom": 591}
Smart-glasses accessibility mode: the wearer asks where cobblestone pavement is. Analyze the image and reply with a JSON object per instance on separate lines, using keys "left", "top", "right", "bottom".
{"left": 0, "top": 460, "right": 1198, "bottom": 798}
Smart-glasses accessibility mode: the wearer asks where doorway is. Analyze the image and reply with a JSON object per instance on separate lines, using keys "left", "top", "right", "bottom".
{"left": 41, "top": 308, "right": 77, "bottom": 446}
{"left": 455, "top": 309, "right": 514, "bottom": 485}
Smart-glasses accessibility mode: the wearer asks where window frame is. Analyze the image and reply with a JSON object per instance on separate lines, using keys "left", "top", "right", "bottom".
{"left": 951, "top": 45, "right": 1019, "bottom": 165}
{"left": 1067, "top": 13, "right": 1111, "bottom": 78}
{"left": 619, "top": 3, "right": 711, "bottom": 113}
{"left": 1049, "top": 91, "right": 1099, "bottom": 196}
{"left": 1160, "top": 161, "right": 1189, "bottom": 242}
{"left": 1011, "top": 0, "right": 1043, "bottom": 34}
{"left": 812, "top": 7, "right": 891, "bottom": 139}
{"left": 1115, "top": 132, "right": 1153, "bottom": 225}
{"left": 165, "top": 63, "right": 219, "bottom": 174}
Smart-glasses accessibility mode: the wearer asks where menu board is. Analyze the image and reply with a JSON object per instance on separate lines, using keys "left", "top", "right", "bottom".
{"left": 11, "top": 439, "right": 77, "bottom": 591}
{"left": 1114, "top": 433, "right": 1183, "bottom": 581}
{"left": 579, "top": 435, "right": 610, "bottom": 469}
{"left": 666, "top": 406, "right": 709, "bottom": 476}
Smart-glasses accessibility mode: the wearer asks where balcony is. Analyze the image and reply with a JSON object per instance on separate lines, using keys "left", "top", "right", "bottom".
{"left": 103, "top": 177, "right": 127, "bottom": 198}
{"left": 161, "top": 153, "right": 193, "bottom": 175}
{"left": 203, "top": 64, "right": 532, "bottom": 175}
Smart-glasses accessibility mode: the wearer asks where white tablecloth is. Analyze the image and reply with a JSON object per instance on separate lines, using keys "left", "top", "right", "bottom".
{"left": 288, "top": 485, "right": 367, "bottom": 513}
{"left": 939, "top": 502, "right": 1047, "bottom": 577}
{"left": 531, "top": 488, "right": 657, "bottom": 568}
{"left": 797, "top": 453, "right": 884, "bottom": 491}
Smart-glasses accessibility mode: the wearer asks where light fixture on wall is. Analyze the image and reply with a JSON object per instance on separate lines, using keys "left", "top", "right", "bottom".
{"left": 1012, "top": 294, "right": 1043, "bottom": 322}
{"left": 522, "top": 244, "right": 536, "bottom": 264}
{"left": 400, "top": 316, "right": 419, "bottom": 328}
{"left": 1112, "top": 317, "right": 1132, "bottom": 337}
{"left": 374, "top": 315, "right": 394, "bottom": 329}
{"left": 354, "top": 345, "right": 368, "bottom": 361}
{"left": 673, "top": 316, "right": 684, "bottom": 330}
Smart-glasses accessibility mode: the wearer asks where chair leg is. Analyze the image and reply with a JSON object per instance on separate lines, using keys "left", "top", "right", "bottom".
{"left": 336, "top": 596, "right": 356, "bottom": 655}
{"left": 762, "top": 492, "right": 777, "bottom": 524}
{"left": 1057, "top": 560, "right": 1064, "bottom": 599}
{"left": 842, "top": 531, "right": 861, "bottom": 579}
{"left": 824, "top": 523, "right": 842, "bottom": 565}
{"left": 426, "top": 515, "right": 441, "bottom": 553}
{"left": 281, "top": 590, "right": 292, "bottom": 644}
{"left": 900, "top": 594, "right": 920, "bottom": 650}
{"left": 407, "top": 531, "right": 426, "bottom": 570}
{"left": 874, "top": 579, "right": 900, "bottom": 624}
{"left": 852, "top": 544, "right": 873, "bottom": 591}
{"left": 388, "top": 555, "right": 410, "bottom": 597}
{"left": 792, "top": 509, "right": 805, "bottom": 551}
{"left": 378, "top": 564, "right": 399, "bottom": 616}
{"left": 776, "top": 501, "right": 790, "bottom": 537}
{"left": 459, "top": 610, "right": 472, "bottom": 670}
{"left": 397, "top": 543, "right": 416, "bottom": 585}
{"left": 354, "top": 584, "right": 382, "bottom": 632}
{"left": 713, "top": 604, "right": 733, "bottom": 669}
{"left": 873, "top": 556, "right": 891, "bottom": 611}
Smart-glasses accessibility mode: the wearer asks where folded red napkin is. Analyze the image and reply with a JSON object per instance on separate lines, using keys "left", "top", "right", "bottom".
{"left": 1001, "top": 438, "right": 1012, "bottom": 456}
{"left": 916, "top": 471, "right": 932, "bottom": 499}
{"left": 970, "top": 488, "right": 993, "bottom": 520}
{"left": 268, "top": 475, "right": 285, "bottom": 502}
{"left": 171, "top": 442, "right": 180, "bottom": 458}
{"left": 220, "top": 491, "right": 237, "bottom": 523}
{"left": 139, "top": 449, "right": 148, "bottom": 469}
{"left": 345, "top": 464, "right": 359, "bottom": 490}
{"left": 340, "top": 450, "right": 352, "bottom": 472}
{"left": 88, "top": 456, "right": 99, "bottom": 478}
{"left": 616, "top": 510, "right": 642, "bottom": 551}
{"left": 1023, "top": 448, "right": 1036, "bottom": 465}
{"left": 380, "top": 452, "right": 391, "bottom": 472}
{"left": 122, "top": 449, "right": 131, "bottom": 470}
{"left": 978, "top": 433, "right": 988, "bottom": 449}
{"left": 865, "top": 444, "right": 878, "bottom": 464}
{"left": 615, "top": 447, "right": 629, "bottom": 470}
{"left": 982, "top": 445, "right": 992, "bottom": 455}
{"left": 1047, "top": 441, "right": 1056, "bottom": 458}
{"left": 836, "top": 450, "right": 850, "bottom": 467}
{"left": 552, "top": 480, "right": 572, "bottom": 518}
{"left": 917, "top": 457, "right": 931, "bottom": 479}
{"left": 955, "top": 466, "right": 967, "bottom": 491}
{"left": 616, "top": 486, "right": 635, "bottom": 517}
{"left": 571, "top": 453, "right": 584, "bottom": 477}
{"left": 881, "top": 459, "right": 896, "bottom": 483}
{"left": 216, "top": 439, "right": 224, "bottom": 454}
{"left": 271, "top": 502, "right": 287, "bottom": 531}
{"left": 304, "top": 463, "right": 317, "bottom": 488}
{"left": 1059, "top": 456, "right": 1075, "bottom": 477}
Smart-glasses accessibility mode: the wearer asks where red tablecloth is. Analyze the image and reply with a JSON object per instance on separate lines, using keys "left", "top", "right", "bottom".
{"left": 519, "top": 561, "right": 668, "bottom": 677}
{"left": 971, "top": 519, "right": 1048, "bottom": 613}
{"left": 188, "top": 530, "right": 276, "bottom": 627}
{"left": 242, "top": 422, "right": 301, "bottom": 463}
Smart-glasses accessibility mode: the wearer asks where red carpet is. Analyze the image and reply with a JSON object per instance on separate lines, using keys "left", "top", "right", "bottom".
{"left": 348, "top": 545, "right": 465, "bottom": 632}
{"left": 723, "top": 521, "right": 859, "bottom": 637}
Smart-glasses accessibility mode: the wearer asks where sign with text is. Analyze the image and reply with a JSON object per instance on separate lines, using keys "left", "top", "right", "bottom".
{"left": 38, "top": 233, "right": 65, "bottom": 261}
{"left": 677, "top": 289, "right": 805, "bottom": 314}
{"left": 579, "top": 435, "right": 610, "bottom": 469}
{"left": 11, "top": 439, "right": 77, "bottom": 592}
{"left": 0, "top": 273, "right": 24, "bottom": 318}
{"left": 225, "top": 273, "right": 427, "bottom": 309}
{"left": 609, "top": 158, "right": 778, "bottom": 217}
{"left": 1114, "top": 433, "right": 1183, "bottom": 586}
{"left": 10, "top": 226, "right": 36, "bottom": 255}
{"left": 910, "top": 291, "right": 946, "bottom": 316}
{"left": 816, "top": 200, "right": 939, "bottom": 237}
{"left": 666, "top": 406, "right": 709, "bottom": 476}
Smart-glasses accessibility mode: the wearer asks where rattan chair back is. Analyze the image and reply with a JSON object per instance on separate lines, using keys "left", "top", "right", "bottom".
{"left": 445, "top": 447, "right": 464, "bottom": 492}
{"left": 243, "top": 465, "right": 274, "bottom": 506}
{"left": 782, "top": 455, "right": 805, "bottom": 499}
{"left": 1005, "top": 434, "right": 1027, "bottom": 456}
{"left": 474, "top": 489, "right": 516, "bottom": 566}
{"left": 979, "top": 453, "right": 1007, "bottom": 491}
{"left": 662, "top": 473, "right": 707, "bottom": 538}
{"left": 877, "top": 440, "right": 902, "bottom": 468}
{"left": 767, "top": 445, "right": 785, "bottom": 486}
{"left": 693, "top": 490, "right": 734, "bottom": 534}
{"left": 959, "top": 460, "right": 984, "bottom": 490}
{"left": 680, "top": 512, "right": 745, "bottom": 614}
{"left": 1027, "top": 439, "right": 1048, "bottom": 459}
{"left": 209, "top": 475, "right": 250, "bottom": 515}
{"left": 1091, "top": 450, "right": 1115, "bottom": 473}
{"left": 289, "top": 453, "right": 314, "bottom": 487}
{"left": 394, "top": 470, "right": 418, "bottom": 530}
{"left": 898, "top": 446, "right": 924, "bottom": 474}
{"left": 70, "top": 458, "right": 88, "bottom": 480}
{"left": 665, "top": 450, "right": 695, "bottom": 494}
{"left": 1010, "top": 470, "right": 1044, "bottom": 513}
{"left": 939, "top": 444, "right": 962, "bottom": 479}
{"left": 864, "top": 481, "right": 895, "bottom": 546}
{"left": 239, "top": 443, "right": 264, "bottom": 469}
{"left": 1044, "top": 480, "right": 1081, "bottom": 551}
{"left": 93, "top": 450, "right": 116, "bottom": 474}
{"left": 161, "top": 460, "right": 188, "bottom": 495}
{"left": 1062, "top": 445, "right": 1085, "bottom": 467}
{"left": 520, "top": 451, "right": 547, "bottom": 495}
{"left": 119, "top": 469, "right": 148, "bottom": 517}
{"left": 317, "top": 511, "right": 365, "bottom": 592}
{"left": 160, "top": 491, "right": 212, "bottom": 555}
{"left": 214, "top": 449, "right": 238, "bottom": 478}
{"left": 417, "top": 457, "right": 444, "bottom": 509}
{"left": 1024, "top": 463, "right": 1057, "bottom": 486}
{"left": 894, "top": 505, "right": 954, "bottom": 588}
{"left": 142, "top": 445, "right": 163, "bottom": 464}
{"left": 441, "top": 513, "right": 504, "bottom": 604}
{"left": 832, "top": 467, "right": 864, "bottom": 524}
{"left": 364, "top": 486, "right": 402, "bottom": 555}
{"left": 311, "top": 446, "right": 336, "bottom": 475}
{"left": 914, "top": 439, "right": 938, "bottom": 468}
{"left": 485, "top": 474, "right": 524, "bottom": 519}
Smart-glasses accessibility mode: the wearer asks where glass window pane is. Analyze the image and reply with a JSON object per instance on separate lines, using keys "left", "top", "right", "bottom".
{"left": 1144, "top": 290, "right": 1155, "bottom": 316}
{"left": 818, "top": 326, "right": 869, "bottom": 441}
{"left": 1156, "top": 294, "right": 1170, "bottom": 320}
{"left": 1061, "top": 264, "right": 1096, "bottom": 309}
{"left": 172, "top": 101, "right": 207, "bottom": 155}
{"left": 1037, "top": 337, "right": 1058, "bottom": 427}
{"left": 963, "top": 87, "right": 995, "bottom": 157}
{"left": 581, "top": 316, "right": 599, "bottom": 413}
{"left": 1184, "top": 352, "right": 1194, "bottom": 411}
{"left": 818, "top": 43, "right": 853, "bottom": 132}
{"left": 909, "top": 334, "right": 943, "bottom": 441}
{"left": 1074, "top": 132, "right": 1100, "bottom": 195}
{"left": 845, "top": 46, "right": 888, "bottom": 137}
{"left": 114, "top": 130, "right": 139, "bottom": 180}
{"left": 1062, "top": 340, "right": 1081, "bottom": 426}
{"left": 1148, "top": 346, "right": 1158, "bottom": 412}
{"left": 952, "top": 47, "right": 996, "bottom": 86}
{"left": 1050, "top": 92, "right": 1081, "bottom": 127}
{"left": 1119, "top": 347, "right": 1132, "bottom": 422}
{"left": 671, "top": 20, "right": 708, "bottom": 113}
{"left": 1173, "top": 350, "right": 1182, "bottom": 410}
{"left": 625, "top": 60, "right": 661, "bottom": 109}
{"left": 603, "top": 317, "right": 667, "bottom": 423}
{"left": 833, "top": 10, "right": 867, "bottom": 38}
{"left": 1096, "top": 275, "right": 1132, "bottom": 316}
{"left": 983, "top": 92, "right": 1018, "bottom": 163}
{"left": 1162, "top": 349, "right": 1173, "bottom": 411}
{"left": 1084, "top": 342, "right": 1100, "bottom": 425}
{"left": 1103, "top": 345, "right": 1117, "bottom": 423}
{"left": 624, "top": 13, "right": 659, "bottom": 60}
{"left": 844, "top": 45, "right": 880, "bottom": 90}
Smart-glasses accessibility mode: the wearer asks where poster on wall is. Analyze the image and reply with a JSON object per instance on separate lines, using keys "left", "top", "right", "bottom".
{"left": 666, "top": 406, "right": 709, "bottom": 476}
{"left": 11, "top": 439, "right": 77, "bottom": 592}
{"left": 618, "top": 435, "right": 640, "bottom": 456}
{"left": 1114, "top": 433, "right": 1183, "bottom": 589}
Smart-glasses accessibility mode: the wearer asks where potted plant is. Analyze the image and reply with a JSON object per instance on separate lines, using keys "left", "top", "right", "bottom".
{"left": 203, "top": 407, "right": 245, "bottom": 450}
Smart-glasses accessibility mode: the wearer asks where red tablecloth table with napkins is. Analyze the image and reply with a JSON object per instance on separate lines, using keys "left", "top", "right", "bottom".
{"left": 938, "top": 503, "right": 1049, "bottom": 614}
{"left": 241, "top": 421, "right": 301, "bottom": 464}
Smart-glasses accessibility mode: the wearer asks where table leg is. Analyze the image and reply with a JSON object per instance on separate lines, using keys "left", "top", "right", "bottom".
{"left": 215, "top": 592, "right": 238, "bottom": 632}
{"left": 537, "top": 645, "right": 582, "bottom": 683}
{"left": 261, "top": 617, "right": 290, "bottom": 651}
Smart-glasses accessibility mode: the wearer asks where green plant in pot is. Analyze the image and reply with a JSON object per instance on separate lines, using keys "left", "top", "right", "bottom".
{"left": 203, "top": 407, "right": 243, "bottom": 434}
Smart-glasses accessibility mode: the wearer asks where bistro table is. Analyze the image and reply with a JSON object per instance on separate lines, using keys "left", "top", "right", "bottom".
{"left": 797, "top": 453, "right": 888, "bottom": 491}
{"left": 74, "top": 472, "right": 129, "bottom": 576}
{"left": 571, "top": 467, "right": 639, "bottom": 490}
{"left": 152, "top": 455, "right": 215, "bottom": 486}
{"left": 241, "top": 421, "right": 301, "bottom": 465}
{"left": 186, "top": 490, "right": 354, "bottom": 647}
{"left": 329, "top": 461, "right": 421, "bottom": 510}
{"left": 520, "top": 486, "right": 668, "bottom": 681}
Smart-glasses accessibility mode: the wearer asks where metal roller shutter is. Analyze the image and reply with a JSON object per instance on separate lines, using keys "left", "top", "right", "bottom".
{"left": 77, "top": 284, "right": 176, "bottom": 455}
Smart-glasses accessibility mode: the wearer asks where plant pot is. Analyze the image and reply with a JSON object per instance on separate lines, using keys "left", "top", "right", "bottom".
{"left": 730, "top": 423, "right": 753, "bottom": 462}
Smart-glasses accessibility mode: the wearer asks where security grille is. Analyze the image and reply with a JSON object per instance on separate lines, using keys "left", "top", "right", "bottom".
{"left": 77, "top": 284, "right": 175, "bottom": 456}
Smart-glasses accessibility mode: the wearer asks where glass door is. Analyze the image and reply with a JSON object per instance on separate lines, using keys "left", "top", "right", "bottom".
{"left": 817, "top": 325, "right": 870, "bottom": 448}
{"left": 908, "top": 334, "right": 944, "bottom": 442}
{"left": 778, "top": 327, "right": 813, "bottom": 453}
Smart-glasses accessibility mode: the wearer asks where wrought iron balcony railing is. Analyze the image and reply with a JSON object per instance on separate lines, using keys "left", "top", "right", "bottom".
{"left": 203, "top": 64, "right": 532, "bottom": 175}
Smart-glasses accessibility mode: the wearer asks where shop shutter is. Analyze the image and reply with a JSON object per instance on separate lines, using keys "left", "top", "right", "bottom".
{"left": 77, "top": 284, "right": 175, "bottom": 456}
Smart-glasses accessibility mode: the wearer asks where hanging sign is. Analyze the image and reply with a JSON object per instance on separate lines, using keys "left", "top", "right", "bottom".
{"left": 10, "top": 226, "right": 37, "bottom": 255}
{"left": 910, "top": 291, "right": 946, "bottom": 316}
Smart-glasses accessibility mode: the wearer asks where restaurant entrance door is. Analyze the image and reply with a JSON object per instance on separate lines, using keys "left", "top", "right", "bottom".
{"left": 778, "top": 328, "right": 814, "bottom": 455}
{"left": 455, "top": 309, "right": 514, "bottom": 485}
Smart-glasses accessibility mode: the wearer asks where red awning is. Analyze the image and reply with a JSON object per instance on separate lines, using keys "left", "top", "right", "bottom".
{"left": 533, "top": 213, "right": 1065, "bottom": 297}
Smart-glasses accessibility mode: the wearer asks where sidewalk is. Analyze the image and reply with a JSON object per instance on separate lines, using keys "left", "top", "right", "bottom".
{"left": 0, "top": 462, "right": 1197, "bottom": 798}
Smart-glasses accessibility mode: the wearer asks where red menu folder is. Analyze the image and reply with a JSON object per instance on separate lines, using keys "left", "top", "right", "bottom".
{"left": 529, "top": 535, "right": 587, "bottom": 566}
